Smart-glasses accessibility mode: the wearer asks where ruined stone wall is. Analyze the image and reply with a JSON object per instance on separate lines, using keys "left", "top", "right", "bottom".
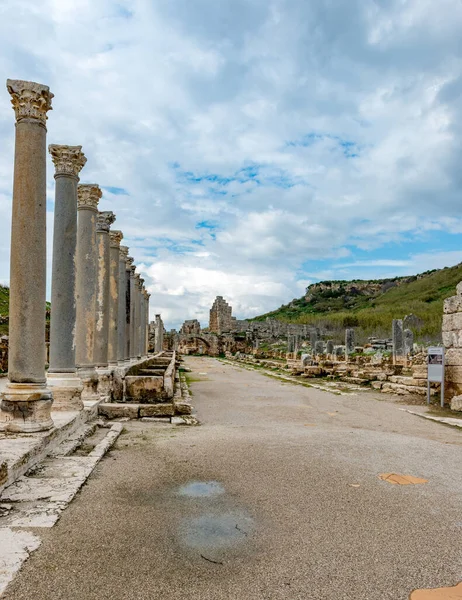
{"left": 180, "top": 319, "right": 201, "bottom": 335}
{"left": 209, "top": 296, "right": 233, "bottom": 333}
{"left": 442, "top": 282, "right": 462, "bottom": 410}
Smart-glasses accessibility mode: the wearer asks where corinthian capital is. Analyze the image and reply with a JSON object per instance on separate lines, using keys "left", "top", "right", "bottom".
{"left": 6, "top": 79, "right": 53, "bottom": 126}
{"left": 110, "top": 230, "right": 123, "bottom": 248}
{"left": 97, "top": 211, "right": 116, "bottom": 233}
{"left": 126, "top": 256, "right": 134, "bottom": 269}
{"left": 120, "top": 245, "right": 129, "bottom": 259}
{"left": 77, "top": 184, "right": 102, "bottom": 211}
{"left": 49, "top": 144, "right": 87, "bottom": 178}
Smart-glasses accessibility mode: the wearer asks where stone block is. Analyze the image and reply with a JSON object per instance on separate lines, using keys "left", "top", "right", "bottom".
{"left": 443, "top": 294, "right": 462, "bottom": 314}
{"left": 450, "top": 394, "right": 462, "bottom": 411}
{"left": 441, "top": 313, "right": 462, "bottom": 331}
{"left": 371, "top": 381, "right": 383, "bottom": 389}
{"left": 442, "top": 331, "right": 462, "bottom": 348}
{"left": 445, "top": 365, "right": 462, "bottom": 383}
{"left": 174, "top": 402, "right": 193, "bottom": 415}
{"left": 139, "top": 404, "right": 174, "bottom": 417}
{"left": 444, "top": 348, "right": 462, "bottom": 366}
{"left": 125, "top": 376, "right": 164, "bottom": 401}
{"left": 98, "top": 404, "right": 139, "bottom": 419}
{"left": 456, "top": 281, "right": 462, "bottom": 295}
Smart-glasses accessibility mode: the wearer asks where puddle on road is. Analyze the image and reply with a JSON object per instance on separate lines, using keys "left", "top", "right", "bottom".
{"left": 177, "top": 481, "right": 225, "bottom": 498}
{"left": 179, "top": 512, "right": 253, "bottom": 552}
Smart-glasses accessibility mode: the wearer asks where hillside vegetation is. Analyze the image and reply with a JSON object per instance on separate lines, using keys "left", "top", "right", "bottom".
{"left": 253, "top": 263, "right": 462, "bottom": 342}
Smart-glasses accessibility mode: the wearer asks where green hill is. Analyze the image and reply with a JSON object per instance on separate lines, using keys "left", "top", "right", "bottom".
{"left": 252, "top": 263, "right": 462, "bottom": 342}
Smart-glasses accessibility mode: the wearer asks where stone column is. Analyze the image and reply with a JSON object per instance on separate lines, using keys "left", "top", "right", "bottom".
{"left": 125, "top": 259, "right": 134, "bottom": 362}
{"left": 129, "top": 267, "right": 137, "bottom": 361}
{"left": 0, "top": 79, "right": 54, "bottom": 432}
{"left": 95, "top": 211, "right": 115, "bottom": 399}
{"left": 155, "top": 314, "right": 164, "bottom": 352}
{"left": 392, "top": 319, "right": 404, "bottom": 365}
{"left": 108, "top": 230, "right": 123, "bottom": 366}
{"left": 76, "top": 184, "right": 101, "bottom": 401}
{"left": 139, "top": 285, "right": 145, "bottom": 359}
{"left": 133, "top": 273, "right": 141, "bottom": 360}
{"left": 47, "top": 144, "right": 86, "bottom": 410}
{"left": 117, "top": 245, "right": 128, "bottom": 366}
{"left": 95, "top": 211, "right": 115, "bottom": 368}
{"left": 145, "top": 292, "right": 150, "bottom": 356}
{"left": 345, "top": 328, "right": 355, "bottom": 360}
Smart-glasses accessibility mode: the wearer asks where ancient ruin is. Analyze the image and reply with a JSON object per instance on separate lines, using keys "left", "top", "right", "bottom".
{"left": 0, "top": 78, "right": 189, "bottom": 438}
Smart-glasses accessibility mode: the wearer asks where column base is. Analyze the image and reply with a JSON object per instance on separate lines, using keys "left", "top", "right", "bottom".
{"left": 96, "top": 367, "right": 113, "bottom": 400}
{"left": 47, "top": 372, "right": 84, "bottom": 411}
{"left": 0, "top": 382, "right": 54, "bottom": 433}
{"left": 77, "top": 367, "right": 99, "bottom": 402}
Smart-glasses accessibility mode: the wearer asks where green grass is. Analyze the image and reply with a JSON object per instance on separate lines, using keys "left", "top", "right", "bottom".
{"left": 252, "top": 263, "right": 462, "bottom": 342}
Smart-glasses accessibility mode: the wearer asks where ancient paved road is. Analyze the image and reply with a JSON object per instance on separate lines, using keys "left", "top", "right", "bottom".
{"left": 4, "top": 357, "right": 462, "bottom": 600}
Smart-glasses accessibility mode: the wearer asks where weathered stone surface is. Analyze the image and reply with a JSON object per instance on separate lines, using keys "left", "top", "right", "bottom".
{"left": 450, "top": 394, "right": 462, "bottom": 411}
{"left": 174, "top": 402, "right": 193, "bottom": 415}
{"left": 443, "top": 294, "right": 462, "bottom": 314}
{"left": 345, "top": 329, "right": 355, "bottom": 355}
{"left": 442, "top": 312, "right": 462, "bottom": 331}
{"left": 98, "top": 403, "right": 139, "bottom": 419}
{"left": 125, "top": 376, "right": 164, "bottom": 401}
{"left": 139, "top": 404, "right": 174, "bottom": 417}
{"left": 443, "top": 330, "right": 462, "bottom": 348}
{"left": 392, "top": 319, "right": 404, "bottom": 358}
{"left": 444, "top": 348, "right": 462, "bottom": 366}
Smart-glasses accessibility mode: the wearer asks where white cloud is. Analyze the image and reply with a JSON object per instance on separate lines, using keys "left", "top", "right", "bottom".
{"left": 0, "top": 0, "right": 462, "bottom": 328}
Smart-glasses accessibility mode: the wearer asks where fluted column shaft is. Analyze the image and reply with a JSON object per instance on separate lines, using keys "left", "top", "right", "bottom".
{"left": 117, "top": 246, "right": 128, "bottom": 365}
{"left": 0, "top": 79, "right": 54, "bottom": 432}
{"left": 133, "top": 273, "right": 141, "bottom": 360}
{"left": 129, "top": 267, "right": 137, "bottom": 360}
{"left": 76, "top": 184, "right": 101, "bottom": 401}
{"left": 95, "top": 211, "right": 115, "bottom": 367}
{"left": 139, "top": 285, "right": 145, "bottom": 359}
{"left": 108, "top": 231, "right": 122, "bottom": 366}
{"left": 125, "top": 258, "right": 134, "bottom": 361}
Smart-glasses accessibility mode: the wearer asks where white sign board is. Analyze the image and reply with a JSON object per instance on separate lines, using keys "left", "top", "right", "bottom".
{"left": 427, "top": 347, "right": 444, "bottom": 383}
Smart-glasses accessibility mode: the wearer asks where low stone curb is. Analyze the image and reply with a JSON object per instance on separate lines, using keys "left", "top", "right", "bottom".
{"left": 400, "top": 409, "right": 462, "bottom": 429}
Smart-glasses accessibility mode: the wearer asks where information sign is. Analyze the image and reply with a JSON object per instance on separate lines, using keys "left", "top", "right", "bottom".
{"left": 427, "top": 347, "right": 445, "bottom": 407}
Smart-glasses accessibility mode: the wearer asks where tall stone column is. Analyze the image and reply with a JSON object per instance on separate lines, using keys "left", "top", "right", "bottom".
{"left": 47, "top": 144, "right": 86, "bottom": 410}
{"left": 76, "top": 184, "right": 101, "bottom": 401}
{"left": 133, "top": 273, "right": 141, "bottom": 360}
{"left": 125, "top": 257, "right": 133, "bottom": 362}
{"left": 138, "top": 278, "right": 145, "bottom": 360}
{"left": 129, "top": 267, "right": 137, "bottom": 361}
{"left": 95, "top": 211, "right": 115, "bottom": 399}
{"left": 117, "top": 245, "right": 128, "bottom": 366}
{"left": 95, "top": 211, "right": 115, "bottom": 368}
{"left": 108, "top": 230, "right": 122, "bottom": 366}
{"left": 154, "top": 314, "right": 164, "bottom": 352}
{"left": 0, "top": 79, "right": 54, "bottom": 432}
{"left": 145, "top": 292, "right": 151, "bottom": 356}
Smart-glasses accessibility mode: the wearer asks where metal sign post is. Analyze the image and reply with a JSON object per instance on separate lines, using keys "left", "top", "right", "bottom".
{"left": 427, "top": 347, "right": 445, "bottom": 407}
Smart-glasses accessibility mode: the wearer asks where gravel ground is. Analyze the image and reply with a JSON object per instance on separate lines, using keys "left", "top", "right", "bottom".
{"left": 3, "top": 356, "right": 462, "bottom": 600}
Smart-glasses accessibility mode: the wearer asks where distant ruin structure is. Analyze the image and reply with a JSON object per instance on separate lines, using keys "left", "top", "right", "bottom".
{"left": 209, "top": 296, "right": 233, "bottom": 334}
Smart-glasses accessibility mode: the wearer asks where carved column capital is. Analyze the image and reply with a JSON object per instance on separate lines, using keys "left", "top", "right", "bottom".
{"left": 126, "top": 256, "right": 134, "bottom": 269}
{"left": 119, "top": 245, "right": 129, "bottom": 259}
{"left": 49, "top": 145, "right": 86, "bottom": 178}
{"left": 6, "top": 79, "right": 53, "bottom": 126}
{"left": 77, "top": 184, "right": 102, "bottom": 212}
{"left": 96, "top": 211, "right": 115, "bottom": 233}
{"left": 110, "top": 230, "right": 123, "bottom": 248}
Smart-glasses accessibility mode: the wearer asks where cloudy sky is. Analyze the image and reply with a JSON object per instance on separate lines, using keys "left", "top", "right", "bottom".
{"left": 1, "top": 0, "right": 462, "bottom": 329}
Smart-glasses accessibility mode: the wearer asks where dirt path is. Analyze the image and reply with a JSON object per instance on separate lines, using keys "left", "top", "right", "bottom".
{"left": 3, "top": 356, "right": 462, "bottom": 600}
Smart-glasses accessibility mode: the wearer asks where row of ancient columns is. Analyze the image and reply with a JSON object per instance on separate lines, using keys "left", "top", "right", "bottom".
{"left": 0, "top": 78, "right": 151, "bottom": 433}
